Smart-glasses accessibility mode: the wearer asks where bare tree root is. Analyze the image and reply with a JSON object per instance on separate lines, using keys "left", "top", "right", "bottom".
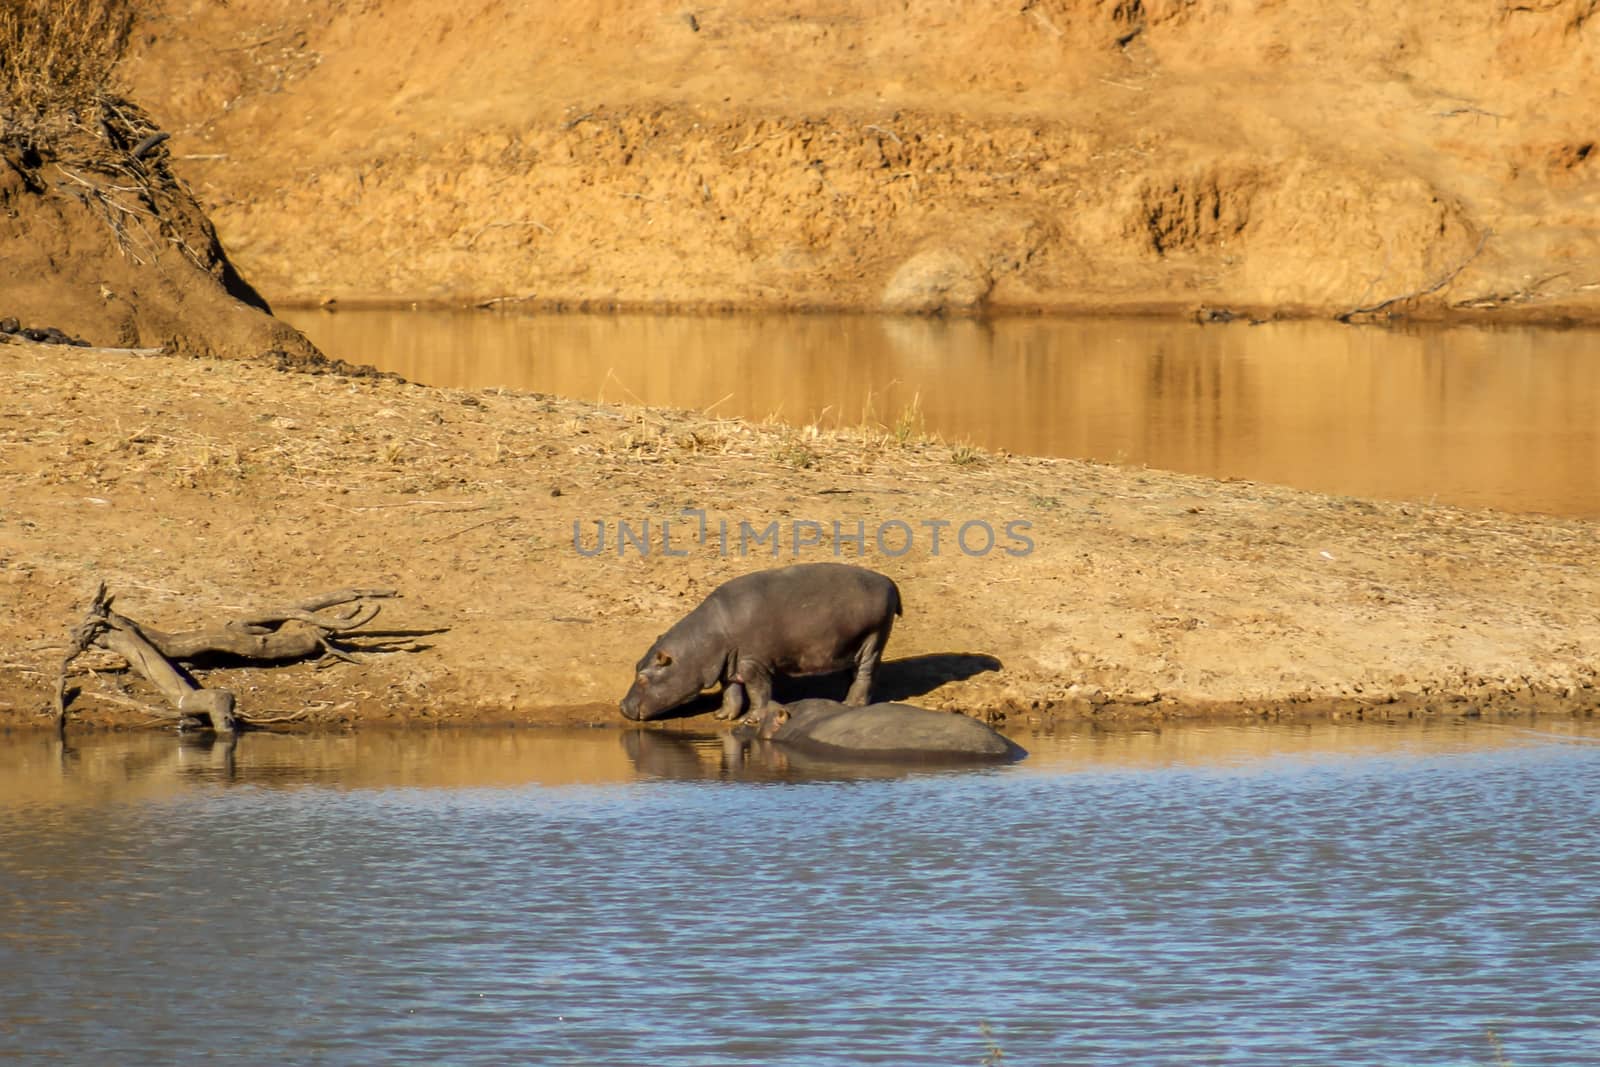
{"left": 55, "top": 583, "right": 413, "bottom": 735}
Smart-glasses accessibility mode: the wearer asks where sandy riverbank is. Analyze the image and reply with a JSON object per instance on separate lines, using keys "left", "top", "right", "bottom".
{"left": 2, "top": 339, "right": 1596, "bottom": 733}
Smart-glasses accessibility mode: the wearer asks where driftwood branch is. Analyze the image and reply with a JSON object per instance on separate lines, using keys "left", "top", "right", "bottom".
{"left": 55, "top": 584, "right": 411, "bottom": 735}
{"left": 1452, "top": 271, "right": 1573, "bottom": 310}
{"left": 95, "top": 614, "right": 239, "bottom": 731}
{"left": 141, "top": 588, "right": 401, "bottom": 659}
{"left": 55, "top": 582, "right": 112, "bottom": 734}
{"left": 1337, "top": 230, "right": 1491, "bottom": 322}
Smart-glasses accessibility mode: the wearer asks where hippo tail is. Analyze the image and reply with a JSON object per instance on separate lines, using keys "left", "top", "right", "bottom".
{"left": 890, "top": 581, "right": 904, "bottom": 617}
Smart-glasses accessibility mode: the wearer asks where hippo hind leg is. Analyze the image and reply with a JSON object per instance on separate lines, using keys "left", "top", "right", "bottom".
{"left": 844, "top": 622, "right": 891, "bottom": 706}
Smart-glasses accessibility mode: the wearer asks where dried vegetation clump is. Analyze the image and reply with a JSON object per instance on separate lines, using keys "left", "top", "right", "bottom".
{"left": 0, "top": 0, "right": 200, "bottom": 273}
{"left": 0, "top": 0, "right": 136, "bottom": 152}
{"left": 0, "top": 0, "right": 319, "bottom": 358}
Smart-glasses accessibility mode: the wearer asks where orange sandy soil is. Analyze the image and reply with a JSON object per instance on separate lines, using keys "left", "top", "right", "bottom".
{"left": 1, "top": 338, "right": 1596, "bottom": 733}
{"left": 115, "top": 0, "right": 1600, "bottom": 321}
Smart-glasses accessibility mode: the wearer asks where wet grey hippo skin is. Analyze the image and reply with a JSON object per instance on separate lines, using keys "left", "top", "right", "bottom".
{"left": 619, "top": 563, "right": 902, "bottom": 722}
{"left": 737, "top": 698, "right": 1024, "bottom": 761}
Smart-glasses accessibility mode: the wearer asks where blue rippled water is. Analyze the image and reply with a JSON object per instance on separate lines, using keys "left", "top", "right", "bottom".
{"left": 2, "top": 724, "right": 1598, "bottom": 1065}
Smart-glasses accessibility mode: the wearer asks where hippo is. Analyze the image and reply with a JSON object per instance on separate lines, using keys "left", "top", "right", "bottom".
{"left": 619, "top": 563, "right": 901, "bottom": 722}
{"left": 736, "top": 698, "right": 1024, "bottom": 762}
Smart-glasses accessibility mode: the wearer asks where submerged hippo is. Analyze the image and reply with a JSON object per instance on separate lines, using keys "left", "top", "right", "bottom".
{"left": 737, "top": 698, "right": 1024, "bottom": 762}
{"left": 619, "top": 563, "right": 901, "bottom": 722}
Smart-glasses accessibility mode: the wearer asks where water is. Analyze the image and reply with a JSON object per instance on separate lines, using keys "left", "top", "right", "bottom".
{"left": 279, "top": 309, "right": 1600, "bottom": 517}
{"left": 4, "top": 722, "right": 1598, "bottom": 1065}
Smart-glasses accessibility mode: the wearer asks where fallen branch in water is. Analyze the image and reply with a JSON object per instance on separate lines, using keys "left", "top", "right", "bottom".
{"left": 1337, "top": 230, "right": 1491, "bottom": 322}
{"left": 55, "top": 583, "right": 418, "bottom": 735}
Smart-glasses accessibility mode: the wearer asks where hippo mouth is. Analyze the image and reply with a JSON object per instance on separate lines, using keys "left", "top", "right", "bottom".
{"left": 619, "top": 695, "right": 676, "bottom": 722}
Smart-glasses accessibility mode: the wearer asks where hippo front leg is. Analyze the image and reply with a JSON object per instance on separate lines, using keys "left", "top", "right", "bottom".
{"left": 715, "top": 680, "right": 748, "bottom": 721}
{"left": 718, "top": 657, "right": 774, "bottom": 721}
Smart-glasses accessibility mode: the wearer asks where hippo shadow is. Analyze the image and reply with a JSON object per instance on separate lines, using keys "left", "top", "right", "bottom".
{"left": 843, "top": 651, "right": 1002, "bottom": 704}
{"left": 638, "top": 651, "right": 1002, "bottom": 722}
{"left": 770, "top": 652, "right": 1002, "bottom": 704}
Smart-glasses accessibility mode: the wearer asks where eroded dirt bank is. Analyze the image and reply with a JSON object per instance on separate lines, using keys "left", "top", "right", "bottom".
{"left": 120, "top": 0, "right": 1600, "bottom": 319}
{"left": 0, "top": 16, "right": 315, "bottom": 361}
{"left": 2, "top": 342, "right": 1596, "bottom": 732}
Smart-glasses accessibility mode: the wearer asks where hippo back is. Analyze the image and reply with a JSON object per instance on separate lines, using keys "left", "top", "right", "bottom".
{"left": 773, "top": 699, "right": 1021, "bottom": 760}
{"left": 710, "top": 563, "right": 901, "bottom": 671}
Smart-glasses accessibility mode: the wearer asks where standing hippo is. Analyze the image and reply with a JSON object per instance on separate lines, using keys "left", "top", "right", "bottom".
{"left": 619, "top": 563, "right": 901, "bottom": 722}
{"left": 736, "top": 698, "right": 1024, "bottom": 762}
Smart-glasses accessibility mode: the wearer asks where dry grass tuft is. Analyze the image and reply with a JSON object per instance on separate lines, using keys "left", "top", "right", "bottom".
{"left": 0, "top": 0, "right": 137, "bottom": 148}
{"left": 0, "top": 1, "right": 196, "bottom": 272}
{"left": 890, "top": 392, "right": 926, "bottom": 445}
{"left": 771, "top": 427, "right": 821, "bottom": 469}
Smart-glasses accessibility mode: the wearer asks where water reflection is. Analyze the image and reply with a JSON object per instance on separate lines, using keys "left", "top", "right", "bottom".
{"left": 4, "top": 721, "right": 1599, "bottom": 1066}
{"left": 281, "top": 308, "right": 1600, "bottom": 516}
{"left": 622, "top": 728, "right": 1018, "bottom": 782}
{"left": 0, "top": 728, "right": 639, "bottom": 806}
{"left": 6, "top": 719, "right": 1596, "bottom": 804}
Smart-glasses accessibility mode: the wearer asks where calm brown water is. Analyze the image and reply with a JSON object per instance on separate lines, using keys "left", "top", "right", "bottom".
{"left": 280, "top": 309, "right": 1600, "bottom": 517}
{"left": 3, "top": 722, "right": 1599, "bottom": 1065}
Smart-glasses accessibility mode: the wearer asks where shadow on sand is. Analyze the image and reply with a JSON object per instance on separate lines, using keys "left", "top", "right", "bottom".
{"left": 635, "top": 651, "right": 1003, "bottom": 722}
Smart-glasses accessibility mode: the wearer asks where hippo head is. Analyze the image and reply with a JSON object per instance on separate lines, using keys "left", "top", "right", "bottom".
{"left": 752, "top": 706, "right": 789, "bottom": 740}
{"left": 619, "top": 639, "right": 714, "bottom": 721}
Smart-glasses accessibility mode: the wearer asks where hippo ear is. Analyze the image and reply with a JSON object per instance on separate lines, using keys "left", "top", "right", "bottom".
{"left": 653, "top": 649, "right": 673, "bottom": 667}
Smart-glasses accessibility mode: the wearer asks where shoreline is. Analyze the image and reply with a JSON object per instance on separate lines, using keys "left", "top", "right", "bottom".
{"left": 2, "top": 343, "right": 1597, "bottom": 736}
{"left": 6, "top": 691, "right": 1598, "bottom": 738}
{"left": 272, "top": 297, "right": 1600, "bottom": 330}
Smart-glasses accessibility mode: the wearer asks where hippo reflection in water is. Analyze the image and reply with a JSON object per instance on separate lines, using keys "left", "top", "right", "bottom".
{"left": 735, "top": 698, "right": 1025, "bottom": 763}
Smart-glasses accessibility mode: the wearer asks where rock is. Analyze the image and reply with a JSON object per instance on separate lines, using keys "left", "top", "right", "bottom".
{"left": 881, "top": 248, "right": 992, "bottom": 313}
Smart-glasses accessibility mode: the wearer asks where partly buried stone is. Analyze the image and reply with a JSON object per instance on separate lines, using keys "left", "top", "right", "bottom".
{"left": 25, "top": 325, "right": 90, "bottom": 346}
{"left": 0, "top": 319, "right": 91, "bottom": 346}
{"left": 738, "top": 697, "right": 1025, "bottom": 762}
{"left": 881, "top": 247, "right": 992, "bottom": 314}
